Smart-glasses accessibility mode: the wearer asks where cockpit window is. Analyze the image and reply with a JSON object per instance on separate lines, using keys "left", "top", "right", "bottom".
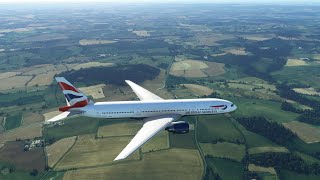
{"left": 231, "top": 104, "right": 234, "bottom": 107}
{"left": 222, "top": 105, "right": 227, "bottom": 110}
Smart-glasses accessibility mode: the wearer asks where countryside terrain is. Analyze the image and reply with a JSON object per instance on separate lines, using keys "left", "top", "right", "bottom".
{"left": 0, "top": 3, "right": 320, "bottom": 180}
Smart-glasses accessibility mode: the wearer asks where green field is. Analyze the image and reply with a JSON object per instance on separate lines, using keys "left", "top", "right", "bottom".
{"left": 44, "top": 117, "right": 100, "bottom": 142}
{"left": 272, "top": 66, "right": 320, "bottom": 89}
{"left": 237, "top": 123, "right": 281, "bottom": 148}
{"left": 169, "top": 130, "right": 197, "bottom": 149}
{"left": 200, "top": 142, "right": 245, "bottom": 162}
{"left": 278, "top": 169, "right": 320, "bottom": 180}
{"left": 229, "top": 97, "right": 299, "bottom": 123}
{"left": 206, "top": 157, "right": 244, "bottom": 180}
{"left": 197, "top": 115, "right": 244, "bottom": 143}
{"left": 4, "top": 113, "right": 22, "bottom": 130}
{"left": 0, "top": 162, "right": 42, "bottom": 180}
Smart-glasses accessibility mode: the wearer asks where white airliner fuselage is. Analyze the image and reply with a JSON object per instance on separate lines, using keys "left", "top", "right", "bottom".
{"left": 82, "top": 98, "right": 236, "bottom": 119}
{"left": 48, "top": 77, "right": 237, "bottom": 161}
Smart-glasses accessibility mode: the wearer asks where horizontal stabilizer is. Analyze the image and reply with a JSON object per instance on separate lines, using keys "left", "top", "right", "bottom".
{"left": 44, "top": 110, "right": 83, "bottom": 124}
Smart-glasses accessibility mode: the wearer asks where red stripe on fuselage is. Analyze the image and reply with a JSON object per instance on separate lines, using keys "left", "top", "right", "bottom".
{"left": 58, "top": 82, "right": 79, "bottom": 93}
{"left": 59, "top": 99, "right": 88, "bottom": 112}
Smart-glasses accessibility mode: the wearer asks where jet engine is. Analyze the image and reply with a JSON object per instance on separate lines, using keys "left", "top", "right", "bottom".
{"left": 165, "top": 121, "right": 189, "bottom": 134}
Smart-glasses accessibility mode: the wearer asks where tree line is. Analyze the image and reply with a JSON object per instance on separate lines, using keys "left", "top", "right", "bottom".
{"left": 236, "top": 117, "right": 296, "bottom": 145}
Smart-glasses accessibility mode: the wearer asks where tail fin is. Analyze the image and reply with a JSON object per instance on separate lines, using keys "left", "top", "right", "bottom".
{"left": 55, "top": 77, "right": 92, "bottom": 112}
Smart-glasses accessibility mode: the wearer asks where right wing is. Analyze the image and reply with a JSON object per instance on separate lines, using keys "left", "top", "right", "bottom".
{"left": 114, "top": 114, "right": 180, "bottom": 161}
{"left": 125, "top": 80, "right": 163, "bottom": 101}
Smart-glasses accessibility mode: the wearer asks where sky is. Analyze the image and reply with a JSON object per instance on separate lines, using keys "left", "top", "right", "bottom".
{"left": 0, "top": 0, "right": 319, "bottom": 4}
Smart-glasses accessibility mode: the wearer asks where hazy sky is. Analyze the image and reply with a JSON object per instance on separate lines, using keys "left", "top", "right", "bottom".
{"left": 0, "top": 0, "right": 319, "bottom": 4}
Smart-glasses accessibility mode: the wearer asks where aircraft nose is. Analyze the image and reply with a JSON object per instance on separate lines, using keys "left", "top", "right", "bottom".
{"left": 230, "top": 103, "right": 237, "bottom": 111}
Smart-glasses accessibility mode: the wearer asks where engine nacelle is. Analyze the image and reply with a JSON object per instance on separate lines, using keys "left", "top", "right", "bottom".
{"left": 165, "top": 121, "right": 189, "bottom": 134}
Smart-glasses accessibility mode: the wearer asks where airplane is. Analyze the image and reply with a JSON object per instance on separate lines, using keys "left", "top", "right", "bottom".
{"left": 46, "top": 77, "right": 237, "bottom": 161}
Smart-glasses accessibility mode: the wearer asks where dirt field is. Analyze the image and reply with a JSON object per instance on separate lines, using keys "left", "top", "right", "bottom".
{"left": 293, "top": 88, "right": 320, "bottom": 96}
{"left": 55, "top": 134, "right": 140, "bottom": 170}
{"left": 132, "top": 30, "right": 150, "bottom": 37}
{"left": 248, "top": 164, "right": 276, "bottom": 174}
{"left": 170, "top": 60, "right": 225, "bottom": 78}
{"left": 0, "top": 123, "right": 42, "bottom": 144}
{"left": 285, "top": 59, "right": 308, "bottom": 66}
{"left": 46, "top": 136, "right": 77, "bottom": 168}
{"left": 200, "top": 142, "right": 245, "bottom": 162}
{"left": 0, "top": 141, "right": 46, "bottom": 171}
{"left": 97, "top": 121, "right": 142, "bottom": 138}
{"left": 248, "top": 146, "right": 289, "bottom": 154}
{"left": 181, "top": 84, "right": 213, "bottom": 96}
{"left": 223, "top": 47, "right": 249, "bottom": 55}
{"left": 79, "top": 84, "right": 106, "bottom": 99}
{"left": 0, "top": 75, "right": 33, "bottom": 91}
{"left": 241, "top": 35, "right": 273, "bottom": 41}
{"left": 22, "top": 112, "right": 44, "bottom": 126}
{"left": 0, "top": 72, "right": 20, "bottom": 80}
{"left": 71, "top": 62, "right": 114, "bottom": 70}
{"left": 27, "top": 71, "right": 60, "bottom": 87}
{"left": 79, "top": 39, "right": 117, "bottom": 45}
{"left": 283, "top": 121, "right": 320, "bottom": 143}
{"left": 141, "top": 131, "right": 169, "bottom": 153}
{"left": 63, "top": 148, "right": 202, "bottom": 180}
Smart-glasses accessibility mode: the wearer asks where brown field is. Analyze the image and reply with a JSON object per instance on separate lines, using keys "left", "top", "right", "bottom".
{"left": 102, "top": 84, "right": 137, "bottom": 101}
{"left": 46, "top": 136, "right": 77, "bottom": 168}
{"left": 283, "top": 121, "right": 320, "bottom": 143}
{"left": 79, "top": 39, "right": 117, "bottom": 45}
{"left": 71, "top": 62, "right": 114, "bottom": 70}
{"left": 241, "top": 35, "right": 273, "bottom": 41}
{"left": 202, "top": 62, "right": 225, "bottom": 76}
{"left": 132, "top": 30, "right": 151, "bottom": 37}
{"left": 55, "top": 134, "right": 140, "bottom": 170}
{"left": 181, "top": 84, "right": 213, "bottom": 96}
{"left": 0, "top": 72, "right": 20, "bottom": 80}
{"left": 293, "top": 88, "right": 320, "bottom": 96}
{"left": 170, "top": 60, "right": 225, "bottom": 78}
{"left": 22, "top": 112, "right": 44, "bottom": 126}
{"left": 142, "top": 69, "right": 174, "bottom": 98}
{"left": 27, "top": 71, "right": 60, "bottom": 87}
{"left": 23, "top": 64, "right": 58, "bottom": 75}
{"left": 0, "top": 123, "right": 42, "bottom": 144}
{"left": 43, "top": 110, "right": 61, "bottom": 121}
{"left": 223, "top": 47, "right": 249, "bottom": 55}
{"left": 97, "top": 121, "right": 141, "bottom": 138}
{"left": 248, "top": 146, "right": 289, "bottom": 154}
{"left": 211, "top": 52, "right": 227, "bottom": 57}
{"left": 0, "top": 75, "right": 33, "bottom": 91}
{"left": 0, "top": 141, "right": 45, "bottom": 171}
{"left": 200, "top": 142, "right": 245, "bottom": 162}
{"left": 314, "top": 54, "right": 320, "bottom": 61}
{"left": 141, "top": 131, "right": 169, "bottom": 153}
{"left": 63, "top": 148, "right": 202, "bottom": 180}
{"left": 79, "top": 84, "right": 106, "bottom": 99}
{"left": 285, "top": 59, "right": 308, "bottom": 66}
{"left": 248, "top": 164, "right": 276, "bottom": 174}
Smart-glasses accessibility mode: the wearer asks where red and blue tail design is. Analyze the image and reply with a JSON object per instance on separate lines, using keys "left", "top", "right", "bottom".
{"left": 55, "top": 77, "right": 91, "bottom": 112}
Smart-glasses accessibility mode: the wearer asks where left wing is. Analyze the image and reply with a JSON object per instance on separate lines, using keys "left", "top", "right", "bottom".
{"left": 125, "top": 80, "right": 163, "bottom": 101}
{"left": 114, "top": 114, "right": 180, "bottom": 161}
